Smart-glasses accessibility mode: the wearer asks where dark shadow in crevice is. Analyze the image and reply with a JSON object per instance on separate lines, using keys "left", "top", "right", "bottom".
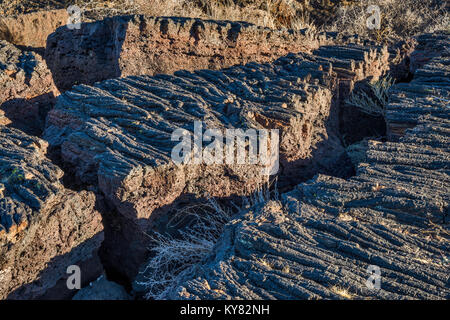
{"left": 14, "top": 45, "right": 45, "bottom": 57}
{"left": 98, "top": 190, "right": 271, "bottom": 299}
{"left": 1, "top": 92, "right": 57, "bottom": 137}
{"left": 339, "top": 105, "right": 387, "bottom": 146}
{"left": 339, "top": 78, "right": 388, "bottom": 146}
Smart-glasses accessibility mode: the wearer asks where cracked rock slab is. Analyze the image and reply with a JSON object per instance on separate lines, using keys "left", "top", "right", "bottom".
{"left": 44, "top": 15, "right": 323, "bottom": 91}
{"left": 44, "top": 55, "right": 333, "bottom": 279}
{"left": 0, "top": 126, "right": 103, "bottom": 300}
{"left": 160, "top": 39, "right": 450, "bottom": 300}
{"left": 165, "top": 114, "right": 450, "bottom": 299}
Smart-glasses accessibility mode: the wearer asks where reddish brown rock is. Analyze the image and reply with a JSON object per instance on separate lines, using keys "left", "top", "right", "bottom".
{"left": 0, "top": 9, "right": 68, "bottom": 48}
{"left": 44, "top": 15, "right": 323, "bottom": 91}
{"left": 0, "top": 126, "right": 104, "bottom": 300}
{"left": 0, "top": 40, "right": 59, "bottom": 135}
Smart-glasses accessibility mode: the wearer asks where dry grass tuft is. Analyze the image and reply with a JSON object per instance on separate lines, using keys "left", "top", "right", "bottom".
{"left": 325, "top": 0, "right": 449, "bottom": 41}
{"left": 330, "top": 285, "right": 354, "bottom": 299}
{"left": 138, "top": 186, "right": 275, "bottom": 300}
{"left": 345, "top": 76, "right": 394, "bottom": 117}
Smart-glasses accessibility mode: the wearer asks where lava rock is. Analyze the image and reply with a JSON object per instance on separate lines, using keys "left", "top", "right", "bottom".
{"left": 161, "top": 38, "right": 450, "bottom": 300}
{"left": 0, "top": 9, "right": 68, "bottom": 48}
{"left": 44, "top": 15, "right": 324, "bottom": 91}
{"left": 0, "top": 40, "right": 59, "bottom": 135}
{"left": 0, "top": 126, "right": 104, "bottom": 300}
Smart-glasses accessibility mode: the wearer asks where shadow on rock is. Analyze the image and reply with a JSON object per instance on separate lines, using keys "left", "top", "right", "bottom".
{"left": 1, "top": 92, "right": 57, "bottom": 136}
{"left": 6, "top": 233, "right": 104, "bottom": 300}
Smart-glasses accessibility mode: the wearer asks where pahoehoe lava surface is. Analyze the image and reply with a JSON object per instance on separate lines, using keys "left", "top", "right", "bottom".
{"left": 44, "top": 39, "right": 391, "bottom": 280}
{"left": 0, "top": 126, "right": 104, "bottom": 299}
{"left": 0, "top": 4, "right": 448, "bottom": 300}
{"left": 161, "top": 33, "right": 450, "bottom": 300}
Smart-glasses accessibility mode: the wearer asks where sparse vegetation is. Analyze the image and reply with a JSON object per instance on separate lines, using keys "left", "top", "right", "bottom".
{"left": 325, "top": 0, "right": 449, "bottom": 41}
{"left": 138, "top": 187, "right": 274, "bottom": 300}
{"left": 1, "top": 0, "right": 448, "bottom": 42}
{"left": 345, "top": 76, "right": 394, "bottom": 117}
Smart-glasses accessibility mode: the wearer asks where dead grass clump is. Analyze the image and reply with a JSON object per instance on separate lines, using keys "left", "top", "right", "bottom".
{"left": 330, "top": 285, "right": 355, "bottom": 299}
{"left": 138, "top": 187, "right": 274, "bottom": 300}
{"left": 1, "top": 0, "right": 448, "bottom": 42}
{"left": 11, "top": 0, "right": 314, "bottom": 31}
{"left": 345, "top": 76, "right": 394, "bottom": 117}
{"left": 325, "top": 0, "right": 450, "bottom": 41}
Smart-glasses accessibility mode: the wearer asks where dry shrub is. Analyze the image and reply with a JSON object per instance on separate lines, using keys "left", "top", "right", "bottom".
{"left": 133, "top": 0, "right": 316, "bottom": 30}
{"left": 325, "top": 0, "right": 449, "bottom": 41}
{"left": 138, "top": 187, "right": 274, "bottom": 300}
{"left": 345, "top": 76, "right": 394, "bottom": 117}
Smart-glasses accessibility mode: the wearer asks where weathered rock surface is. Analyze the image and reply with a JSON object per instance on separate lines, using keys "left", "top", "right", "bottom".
{"left": 44, "top": 58, "right": 332, "bottom": 280}
{"left": 161, "top": 40, "right": 450, "bottom": 300}
{"left": 0, "top": 108, "right": 9, "bottom": 125}
{"left": 0, "top": 40, "right": 59, "bottom": 135}
{"left": 0, "top": 9, "right": 68, "bottom": 48}
{"left": 409, "top": 32, "right": 450, "bottom": 74}
{"left": 386, "top": 33, "right": 450, "bottom": 140}
{"left": 312, "top": 43, "right": 391, "bottom": 145}
{"left": 44, "top": 15, "right": 323, "bottom": 91}
{"left": 72, "top": 275, "right": 131, "bottom": 300}
{"left": 164, "top": 167, "right": 449, "bottom": 299}
{"left": 0, "top": 126, "right": 104, "bottom": 300}
{"left": 44, "top": 42, "right": 389, "bottom": 281}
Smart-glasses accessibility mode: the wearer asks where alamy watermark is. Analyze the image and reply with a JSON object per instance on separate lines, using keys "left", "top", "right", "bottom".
{"left": 66, "top": 265, "right": 81, "bottom": 290}
{"left": 366, "top": 5, "right": 381, "bottom": 30}
{"left": 171, "top": 121, "right": 280, "bottom": 175}
{"left": 67, "top": 5, "right": 82, "bottom": 30}
{"left": 66, "top": 1, "right": 136, "bottom": 30}
{"left": 366, "top": 265, "right": 381, "bottom": 290}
